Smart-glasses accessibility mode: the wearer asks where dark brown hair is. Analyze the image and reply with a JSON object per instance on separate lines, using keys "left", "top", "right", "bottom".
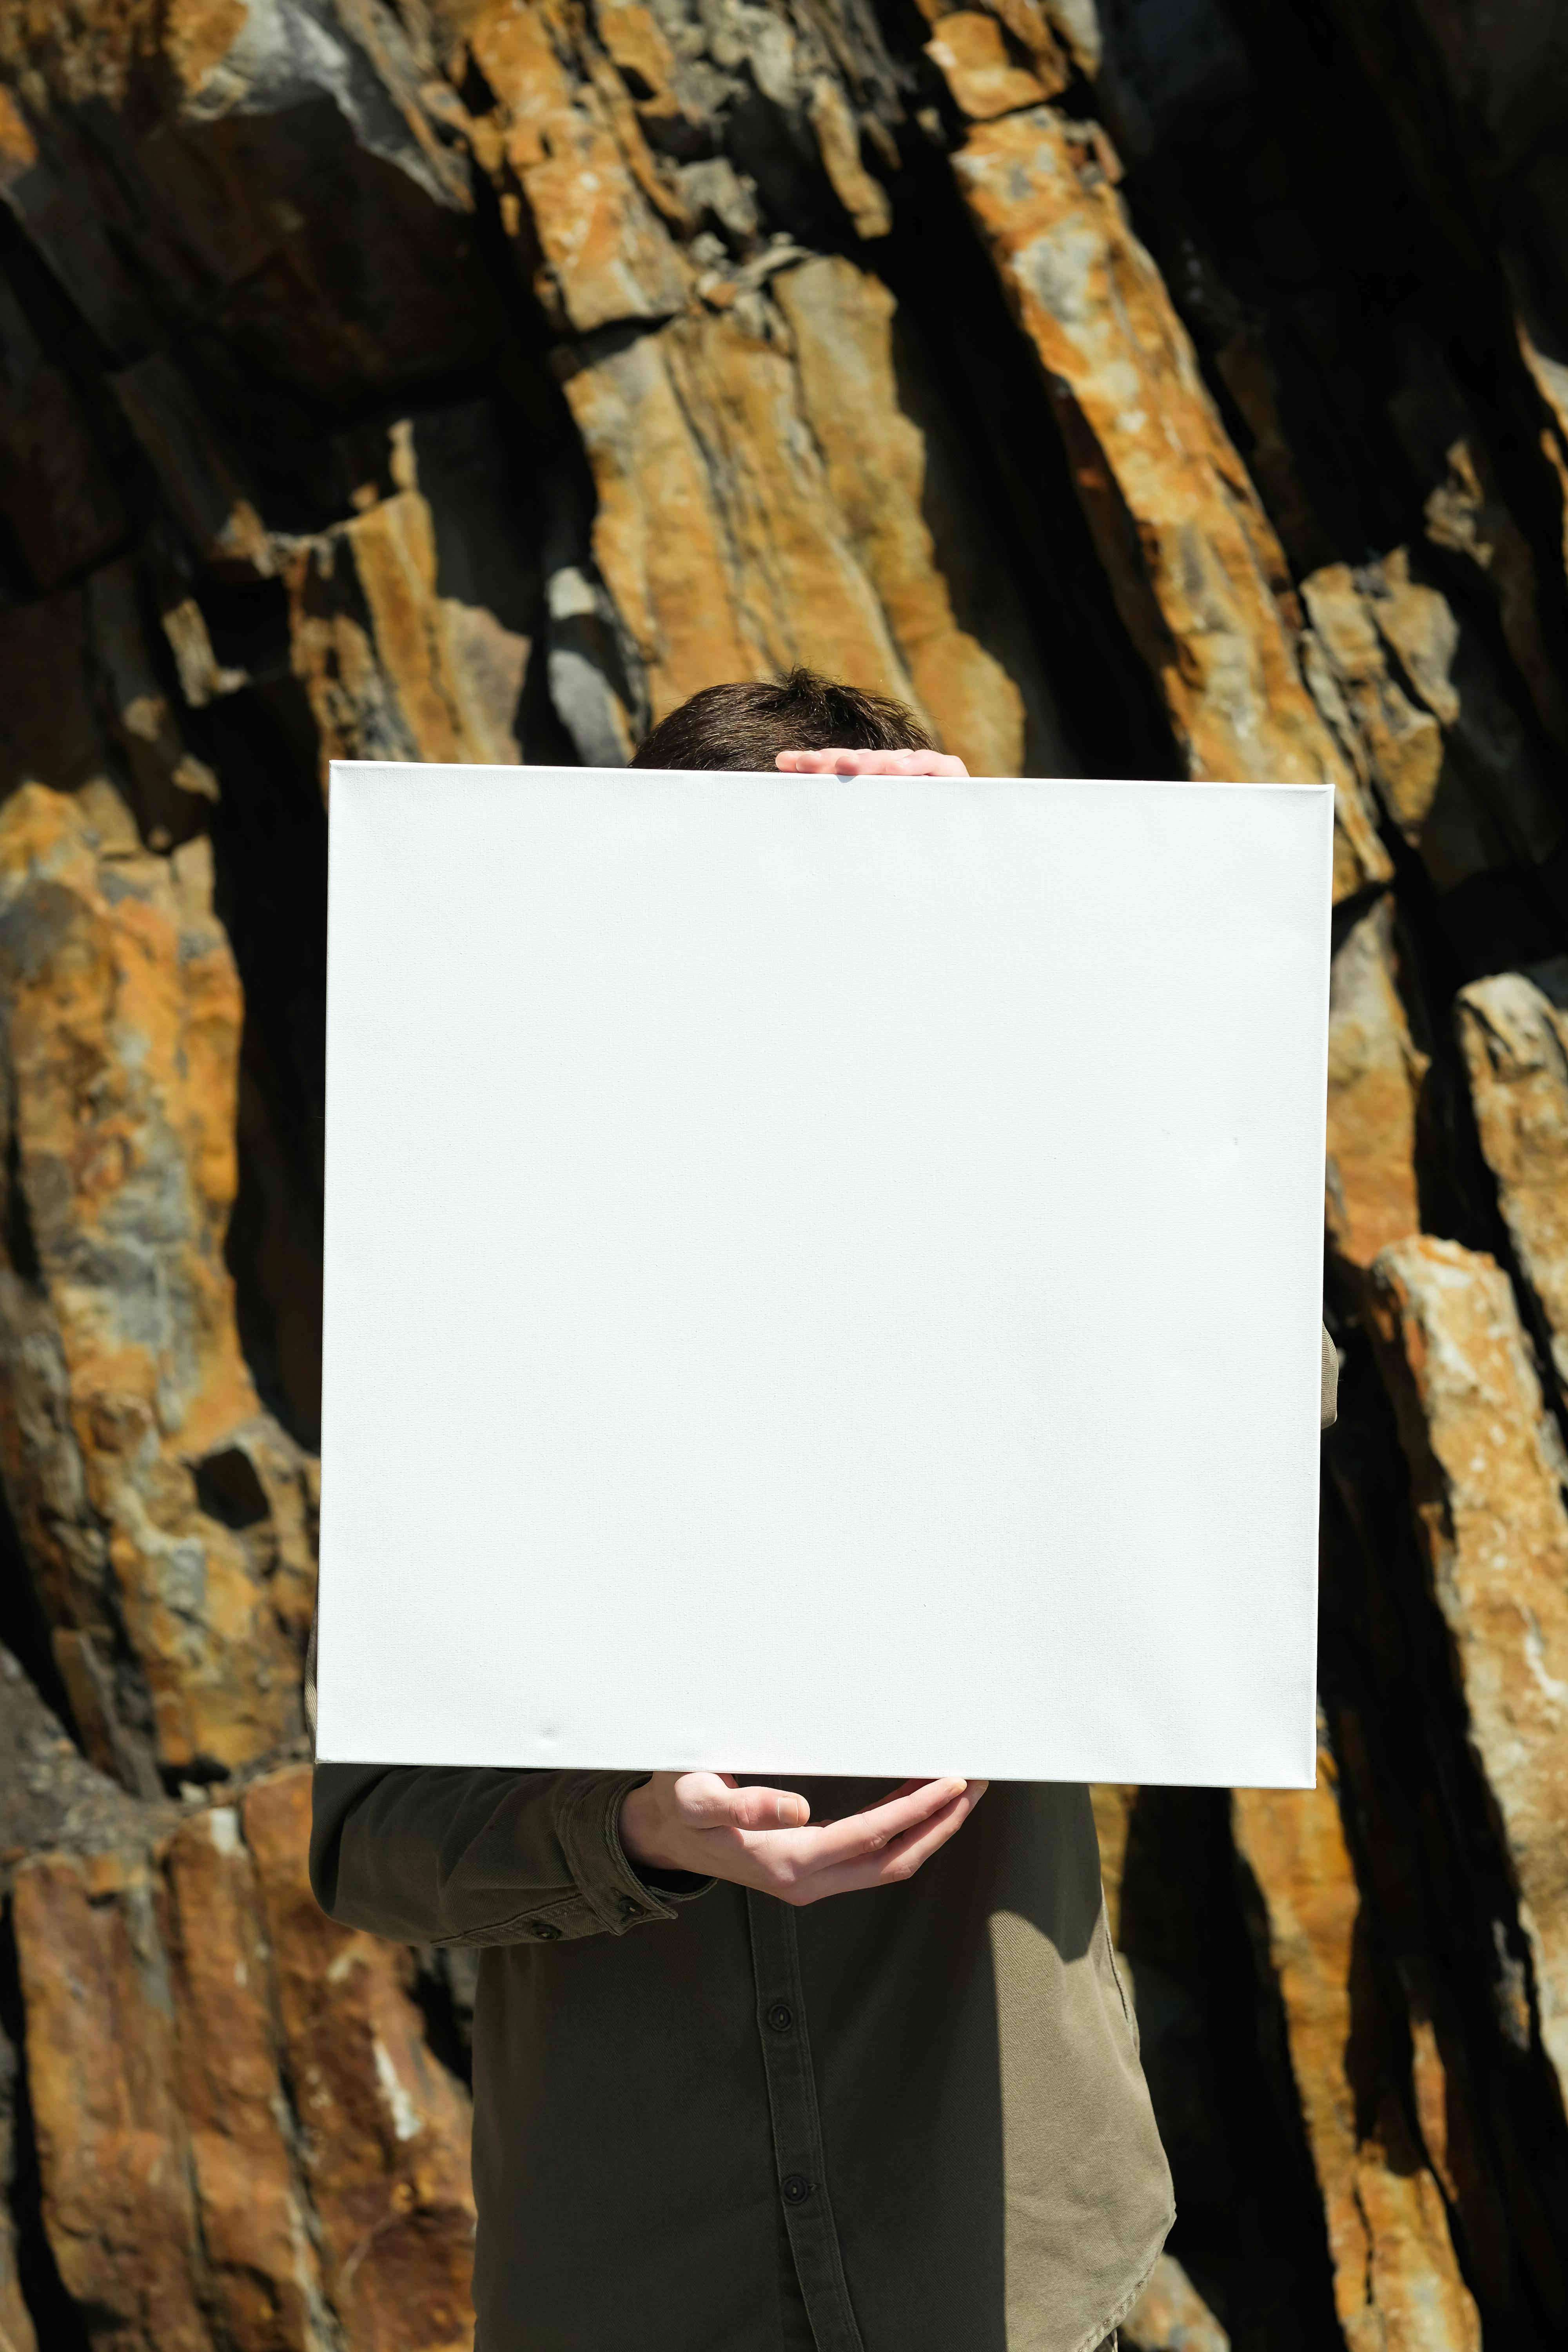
{"left": 630, "top": 668, "right": 931, "bottom": 770}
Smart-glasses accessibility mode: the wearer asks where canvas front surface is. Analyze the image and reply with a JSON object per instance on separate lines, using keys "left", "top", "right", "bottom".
{"left": 316, "top": 764, "right": 1332, "bottom": 1788}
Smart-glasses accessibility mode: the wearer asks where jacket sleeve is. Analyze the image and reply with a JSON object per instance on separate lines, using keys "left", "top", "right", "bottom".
{"left": 310, "top": 1762, "right": 712, "bottom": 1948}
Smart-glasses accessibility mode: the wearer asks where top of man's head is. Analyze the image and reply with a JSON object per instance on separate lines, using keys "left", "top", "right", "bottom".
{"left": 630, "top": 669, "right": 932, "bottom": 771}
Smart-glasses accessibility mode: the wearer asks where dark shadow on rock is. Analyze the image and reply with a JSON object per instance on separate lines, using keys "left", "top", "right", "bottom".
{"left": 1120, "top": 1784, "right": 1343, "bottom": 2352}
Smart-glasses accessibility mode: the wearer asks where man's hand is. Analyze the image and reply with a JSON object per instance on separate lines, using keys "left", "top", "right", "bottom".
{"left": 619, "top": 1773, "right": 987, "bottom": 1906}
{"left": 775, "top": 747, "right": 970, "bottom": 777}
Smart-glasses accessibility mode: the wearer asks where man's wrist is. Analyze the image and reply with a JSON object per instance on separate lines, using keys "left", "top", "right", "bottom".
{"left": 618, "top": 1780, "right": 708, "bottom": 1893}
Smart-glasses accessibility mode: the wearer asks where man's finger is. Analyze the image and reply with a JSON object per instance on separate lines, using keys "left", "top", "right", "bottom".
{"left": 773, "top": 748, "right": 970, "bottom": 778}
{"left": 832, "top": 1787, "right": 982, "bottom": 1890}
{"left": 880, "top": 748, "right": 969, "bottom": 775}
{"left": 755, "top": 1776, "right": 969, "bottom": 1871}
{"left": 677, "top": 1776, "right": 809, "bottom": 1831}
{"left": 798, "top": 1781, "right": 989, "bottom": 1901}
{"left": 729, "top": 1784, "right": 813, "bottom": 1831}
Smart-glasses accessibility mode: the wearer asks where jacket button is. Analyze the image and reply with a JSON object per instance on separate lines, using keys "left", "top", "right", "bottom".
{"left": 781, "top": 2175, "right": 813, "bottom": 2205}
{"left": 766, "top": 2002, "right": 793, "bottom": 2033}
{"left": 619, "top": 1896, "right": 643, "bottom": 1918}
{"left": 532, "top": 1921, "right": 562, "bottom": 1941}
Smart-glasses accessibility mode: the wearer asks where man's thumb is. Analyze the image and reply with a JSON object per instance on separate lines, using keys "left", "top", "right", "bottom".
{"left": 690, "top": 1780, "right": 809, "bottom": 1830}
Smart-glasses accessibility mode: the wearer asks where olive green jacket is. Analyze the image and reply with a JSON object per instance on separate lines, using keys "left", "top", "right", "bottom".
{"left": 311, "top": 1768, "right": 1172, "bottom": 2352}
{"left": 309, "top": 1328, "right": 1338, "bottom": 2350}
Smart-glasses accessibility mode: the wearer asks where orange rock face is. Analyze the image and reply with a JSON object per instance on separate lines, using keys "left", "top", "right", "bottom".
{"left": 924, "top": 13, "right": 1055, "bottom": 121}
{"left": 285, "top": 484, "right": 532, "bottom": 782}
{"left": 1456, "top": 964, "right": 1568, "bottom": 1400}
{"left": 244, "top": 1775, "right": 476, "bottom": 2352}
{"left": 1325, "top": 898, "right": 1427, "bottom": 1276}
{"left": 160, "top": 1802, "right": 334, "bottom": 2351}
{"left": 947, "top": 105, "right": 1388, "bottom": 893}
{"left": 467, "top": 0, "right": 693, "bottom": 332}
{"left": 0, "top": 784, "right": 314, "bottom": 1783}
{"left": 1370, "top": 1238, "right": 1568, "bottom": 2111}
{"left": 1123, "top": 2252, "right": 1229, "bottom": 2352}
{"left": 1303, "top": 552, "right": 1566, "bottom": 908}
{"left": 561, "top": 258, "right": 1073, "bottom": 769}
{"left": 775, "top": 259, "right": 1071, "bottom": 776}
{"left": 15, "top": 1846, "right": 214, "bottom": 2351}
{"left": 13, "top": 1769, "right": 474, "bottom": 2352}
{"left": 1234, "top": 1749, "right": 1481, "bottom": 2352}
{"left": 0, "top": 0, "right": 501, "bottom": 404}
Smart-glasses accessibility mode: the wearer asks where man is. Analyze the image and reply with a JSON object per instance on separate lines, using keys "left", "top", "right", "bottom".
{"left": 312, "top": 669, "right": 1336, "bottom": 2350}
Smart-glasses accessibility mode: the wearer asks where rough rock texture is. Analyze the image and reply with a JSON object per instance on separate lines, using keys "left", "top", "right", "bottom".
{"left": 1368, "top": 1239, "right": 1568, "bottom": 2111}
{"left": 0, "top": 783, "right": 315, "bottom": 1790}
{"left": 11, "top": 1763, "right": 474, "bottom": 2352}
{"left": 449, "top": 0, "right": 1075, "bottom": 771}
{"left": 1325, "top": 897, "right": 1427, "bottom": 1279}
{"left": 560, "top": 255, "right": 1072, "bottom": 769}
{"left": 1234, "top": 1749, "right": 1480, "bottom": 2352}
{"left": 2, "top": 0, "right": 1568, "bottom": 2345}
{"left": 1303, "top": 552, "right": 1568, "bottom": 921}
{"left": 947, "top": 105, "right": 1314, "bottom": 779}
{"left": 945, "top": 101, "right": 1387, "bottom": 896}
{"left": 1123, "top": 2254, "right": 1230, "bottom": 2352}
{"left": 1455, "top": 962, "right": 1568, "bottom": 1403}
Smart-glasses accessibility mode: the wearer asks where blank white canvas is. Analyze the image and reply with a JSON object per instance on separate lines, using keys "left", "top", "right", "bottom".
{"left": 316, "top": 762, "right": 1332, "bottom": 1789}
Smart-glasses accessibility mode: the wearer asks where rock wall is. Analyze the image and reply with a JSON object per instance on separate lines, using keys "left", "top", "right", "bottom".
{"left": 0, "top": 0, "right": 1566, "bottom": 2345}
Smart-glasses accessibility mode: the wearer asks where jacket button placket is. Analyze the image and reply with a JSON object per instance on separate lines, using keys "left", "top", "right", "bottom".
{"left": 746, "top": 1893, "right": 865, "bottom": 2352}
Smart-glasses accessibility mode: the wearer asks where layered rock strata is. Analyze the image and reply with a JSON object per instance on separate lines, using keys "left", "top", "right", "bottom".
{"left": 0, "top": 0, "right": 1567, "bottom": 2347}
{"left": 13, "top": 1763, "right": 474, "bottom": 2352}
{"left": 1455, "top": 964, "right": 1568, "bottom": 1403}
{"left": 0, "top": 784, "right": 315, "bottom": 1793}
{"left": 1368, "top": 1240, "right": 1568, "bottom": 2111}
{"left": 1232, "top": 1750, "right": 1480, "bottom": 2352}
